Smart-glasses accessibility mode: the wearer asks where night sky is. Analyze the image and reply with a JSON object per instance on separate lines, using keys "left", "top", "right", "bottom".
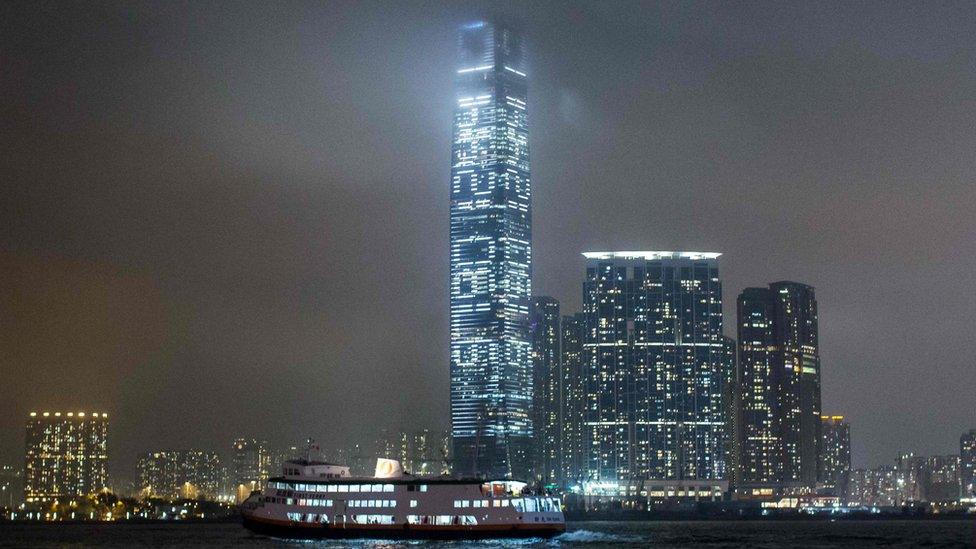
{"left": 3, "top": 1, "right": 975, "bottom": 487}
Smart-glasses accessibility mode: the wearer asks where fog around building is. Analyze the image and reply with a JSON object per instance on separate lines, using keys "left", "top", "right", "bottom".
{"left": 2, "top": 1, "right": 975, "bottom": 486}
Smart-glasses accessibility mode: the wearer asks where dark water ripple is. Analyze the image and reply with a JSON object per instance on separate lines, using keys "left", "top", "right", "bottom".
{"left": 0, "top": 520, "right": 973, "bottom": 548}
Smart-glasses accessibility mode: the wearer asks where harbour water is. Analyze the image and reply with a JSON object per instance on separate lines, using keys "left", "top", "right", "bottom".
{"left": 1, "top": 520, "right": 974, "bottom": 548}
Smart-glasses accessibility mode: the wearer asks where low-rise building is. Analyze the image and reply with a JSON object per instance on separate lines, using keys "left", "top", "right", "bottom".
{"left": 137, "top": 451, "right": 222, "bottom": 500}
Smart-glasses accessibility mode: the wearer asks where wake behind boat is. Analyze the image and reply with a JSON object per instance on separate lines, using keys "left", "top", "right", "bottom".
{"left": 241, "top": 454, "right": 565, "bottom": 540}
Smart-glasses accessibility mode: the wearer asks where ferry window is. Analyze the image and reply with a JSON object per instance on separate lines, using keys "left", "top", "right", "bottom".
{"left": 453, "top": 500, "right": 461, "bottom": 508}
{"left": 320, "top": 514, "right": 329, "bottom": 523}
{"left": 327, "top": 485, "right": 337, "bottom": 493}
{"left": 349, "top": 484, "right": 359, "bottom": 492}
{"left": 390, "top": 500, "right": 397, "bottom": 508}
{"left": 352, "top": 514, "right": 394, "bottom": 525}
{"left": 361, "top": 484, "right": 372, "bottom": 492}
{"left": 420, "top": 485, "right": 428, "bottom": 492}
{"left": 338, "top": 485, "right": 348, "bottom": 493}
{"left": 383, "top": 484, "right": 394, "bottom": 492}
{"left": 501, "top": 500, "right": 509, "bottom": 507}
{"left": 410, "top": 500, "right": 418, "bottom": 507}
{"left": 461, "top": 500, "right": 470, "bottom": 508}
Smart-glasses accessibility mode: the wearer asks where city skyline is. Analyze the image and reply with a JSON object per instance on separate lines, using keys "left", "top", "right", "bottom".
{"left": 3, "top": 1, "right": 976, "bottom": 487}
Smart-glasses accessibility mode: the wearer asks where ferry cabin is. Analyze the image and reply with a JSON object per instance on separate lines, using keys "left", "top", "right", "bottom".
{"left": 254, "top": 477, "right": 563, "bottom": 529}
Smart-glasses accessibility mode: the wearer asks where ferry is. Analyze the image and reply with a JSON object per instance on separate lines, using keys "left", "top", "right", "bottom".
{"left": 241, "top": 456, "right": 565, "bottom": 539}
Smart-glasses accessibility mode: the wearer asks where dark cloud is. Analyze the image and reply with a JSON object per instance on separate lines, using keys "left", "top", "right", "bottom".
{"left": 2, "top": 1, "right": 974, "bottom": 485}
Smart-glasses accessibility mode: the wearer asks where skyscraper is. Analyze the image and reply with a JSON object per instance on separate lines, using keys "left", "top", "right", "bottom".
{"left": 232, "top": 438, "right": 271, "bottom": 503}
{"left": 581, "top": 251, "right": 727, "bottom": 482}
{"left": 530, "top": 297, "right": 560, "bottom": 483}
{"left": 449, "top": 20, "right": 532, "bottom": 479}
{"left": 24, "top": 412, "right": 109, "bottom": 503}
{"left": 560, "top": 312, "right": 586, "bottom": 487}
{"left": 721, "top": 335, "right": 737, "bottom": 485}
{"left": 736, "top": 282, "right": 822, "bottom": 492}
{"left": 818, "top": 415, "right": 851, "bottom": 494}
{"left": 736, "top": 288, "right": 781, "bottom": 487}
{"left": 961, "top": 430, "right": 976, "bottom": 501}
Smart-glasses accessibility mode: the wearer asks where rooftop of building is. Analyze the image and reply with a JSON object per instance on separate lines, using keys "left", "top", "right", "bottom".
{"left": 582, "top": 251, "right": 721, "bottom": 261}
{"left": 29, "top": 411, "right": 108, "bottom": 419}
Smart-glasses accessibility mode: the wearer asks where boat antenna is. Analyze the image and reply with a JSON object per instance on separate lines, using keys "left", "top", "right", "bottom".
{"left": 305, "top": 437, "right": 316, "bottom": 462}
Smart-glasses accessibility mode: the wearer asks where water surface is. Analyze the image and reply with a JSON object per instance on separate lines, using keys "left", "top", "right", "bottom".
{"left": 1, "top": 520, "right": 974, "bottom": 548}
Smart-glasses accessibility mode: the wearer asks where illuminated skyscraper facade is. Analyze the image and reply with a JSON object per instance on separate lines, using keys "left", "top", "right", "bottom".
{"left": 449, "top": 20, "right": 532, "bottom": 479}
{"left": 581, "top": 252, "right": 727, "bottom": 482}
{"left": 560, "top": 312, "right": 586, "bottom": 486}
{"left": 530, "top": 297, "right": 560, "bottom": 482}
{"left": 736, "top": 288, "right": 782, "bottom": 486}
{"left": 721, "top": 335, "right": 738, "bottom": 485}
{"left": 961, "top": 430, "right": 976, "bottom": 501}
{"left": 232, "top": 438, "right": 271, "bottom": 502}
{"left": 736, "top": 282, "right": 822, "bottom": 491}
{"left": 24, "top": 412, "right": 109, "bottom": 503}
{"left": 818, "top": 415, "right": 851, "bottom": 493}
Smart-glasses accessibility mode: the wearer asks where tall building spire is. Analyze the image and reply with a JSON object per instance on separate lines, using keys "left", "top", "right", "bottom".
{"left": 450, "top": 20, "right": 532, "bottom": 479}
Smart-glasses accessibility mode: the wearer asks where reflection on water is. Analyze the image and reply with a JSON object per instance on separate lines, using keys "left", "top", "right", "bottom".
{"left": 1, "top": 520, "right": 974, "bottom": 548}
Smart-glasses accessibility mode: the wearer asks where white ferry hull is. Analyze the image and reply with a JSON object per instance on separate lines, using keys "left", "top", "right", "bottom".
{"left": 243, "top": 513, "right": 564, "bottom": 540}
